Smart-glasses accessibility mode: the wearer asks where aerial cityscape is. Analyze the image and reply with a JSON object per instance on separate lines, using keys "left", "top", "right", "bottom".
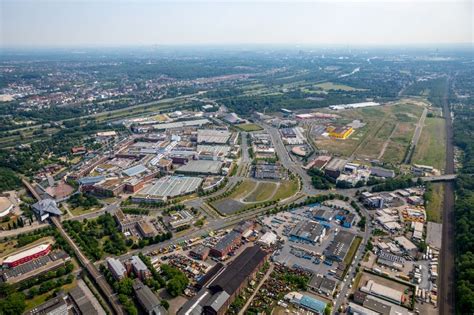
{"left": 0, "top": 1, "right": 473, "bottom": 315}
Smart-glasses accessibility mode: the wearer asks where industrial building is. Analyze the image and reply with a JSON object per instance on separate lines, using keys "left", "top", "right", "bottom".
{"left": 370, "top": 167, "right": 396, "bottom": 178}
{"left": 360, "top": 280, "right": 404, "bottom": 305}
{"left": 2, "top": 243, "right": 52, "bottom": 268}
{"left": 167, "top": 210, "right": 194, "bottom": 230}
{"left": 190, "top": 245, "right": 210, "bottom": 261}
{"left": 289, "top": 221, "right": 327, "bottom": 244}
{"left": 257, "top": 231, "right": 278, "bottom": 247}
{"left": 210, "top": 231, "right": 242, "bottom": 258}
{"left": 308, "top": 274, "right": 337, "bottom": 297}
{"left": 178, "top": 246, "right": 268, "bottom": 315}
{"left": 133, "top": 279, "right": 168, "bottom": 315}
{"left": 324, "top": 231, "right": 356, "bottom": 262}
{"left": 152, "top": 119, "right": 210, "bottom": 131}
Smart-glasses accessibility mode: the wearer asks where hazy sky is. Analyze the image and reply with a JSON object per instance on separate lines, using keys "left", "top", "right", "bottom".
{"left": 1, "top": 0, "right": 473, "bottom": 47}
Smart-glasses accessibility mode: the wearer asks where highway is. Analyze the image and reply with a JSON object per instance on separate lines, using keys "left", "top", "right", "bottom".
{"left": 439, "top": 78, "right": 455, "bottom": 315}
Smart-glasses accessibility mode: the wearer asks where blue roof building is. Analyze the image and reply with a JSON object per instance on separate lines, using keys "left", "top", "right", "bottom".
{"left": 300, "top": 295, "right": 327, "bottom": 314}
{"left": 78, "top": 175, "right": 105, "bottom": 186}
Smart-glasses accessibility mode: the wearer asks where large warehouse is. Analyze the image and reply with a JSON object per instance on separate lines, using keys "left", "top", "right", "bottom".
{"left": 135, "top": 176, "right": 203, "bottom": 200}
{"left": 2, "top": 243, "right": 52, "bottom": 268}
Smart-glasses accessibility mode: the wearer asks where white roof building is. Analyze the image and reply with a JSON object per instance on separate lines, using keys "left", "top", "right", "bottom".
{"left": 258, "top": 232, "right": 277, "bottom": 246}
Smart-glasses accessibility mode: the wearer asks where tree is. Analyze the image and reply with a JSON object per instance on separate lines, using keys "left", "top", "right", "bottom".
{"left": 0, "top": 292, "right": 26, "bottom": 315}
{"left": 160, "top": 300, "right": 170, "bottom": 310}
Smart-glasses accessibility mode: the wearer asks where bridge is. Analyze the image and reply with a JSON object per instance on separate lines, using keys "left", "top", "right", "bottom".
{"left": 419, "top": 174, "right": 457, "bottom": 182}
{"left": 22, "top": 178, "right": 124, "bottom": 315}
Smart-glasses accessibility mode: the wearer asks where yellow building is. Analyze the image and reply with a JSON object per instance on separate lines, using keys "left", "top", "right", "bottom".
{"left": 327, "top": 126, "right": 354, "bottom": 139}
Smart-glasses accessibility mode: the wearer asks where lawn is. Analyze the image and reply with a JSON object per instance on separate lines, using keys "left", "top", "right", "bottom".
{"left": 271, "top": 178, "right": 299, "bottom": 201}
{"left": 236, "top": 123, "right": 263, "bottom": 132}
{"left": 243, "top": 182, "right": 278, "bottom": 202}
{"left": 228, "top": 180, "right": 259, "bottom": 199}
{"left": 24, "top": 279, "right": 77, "bottom": 312}
{"left": 412, "top": 117, "right": 446, "bottom": 171}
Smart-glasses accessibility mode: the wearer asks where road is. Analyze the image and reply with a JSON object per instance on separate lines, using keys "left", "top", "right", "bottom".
{"left": 439, "top": 78, "right": 455, "bottom": 315}
{"left": 239, "top": 263, "right": 275, "bottom": 315}
{"left": 333, "top": 199, "right": 373, "bottom": 313}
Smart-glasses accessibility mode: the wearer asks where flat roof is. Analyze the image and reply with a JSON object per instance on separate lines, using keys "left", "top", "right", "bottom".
{"left": 123, "top": 164, "right": 149, "bottom": 177}
{"left": 152, "top": 119, "right": 210, "bottom": 130}
{"left": 138, "top": 176, "right": 202, "bottom": 198}
{"left": 177, "top": 160, "right": 222, "bottom": 175}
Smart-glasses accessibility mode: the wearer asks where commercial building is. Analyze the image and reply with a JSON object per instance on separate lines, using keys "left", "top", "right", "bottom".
{"left": 312, "top": 207, "right": 334, "bottom": 222}
{"left": 360, "top": 280, "right": 404, "bottom": 305}
{"left": 253, "top": 162, "right": 283, "bottom": 180}
{"left": 394, "top": 236, "right": 417, "bottom": 253}
{"left": 123, "top": 164, "right": 149, "bottom": 177}
{"left": 210, "top": 231, "right": 242, "bottom": 258}
{"left": 2, "top": 243, "right": 52, "bottom": 268}
{"left": 327, "top": 126, "right": 354, "bottom": 139}
{"left": 114, "top": 209, "right": 143, "bottom": 233}
{"left": 1, "top": 250, "right": 69, "bottom": 284}
{"left": 152, "top": 119, "right": 210, "bottom": 131}
{"left": 0, "top": 196, "right": 14, "bottom": 218}
{"left": 377, "top": 251, "right": 406, "bottom": 271}
{"left": 289, "top": 221, "right": 326, "bottom": 244}
{"left": 324, "top": 231, "right": 356, "bottom": 262}
{"left": 324, "top": 158, "right": 348, "bottom": 178}
{"left": 168, "top": 210, "right": 194, "bottom": 230}
{"left": 133, "top": 279, "right": 168, "bottom": 315}
{"left": 129, "top": 256, "right": 151, "bottom": 280}
{"left": 32, "top": 199, "right": 62, "bottom": 222}
{"left": 134, "top": 176, "right": 203, "bottom": 202}
{"left": 179, "top": 246, "right": 268, "bottom": 315}
{"left": 329, "top": 101, "right": 380, "bottom": 110}
{"left": 106, "top": 257, "right": 127, "bottom": 280}
{"left": 197, "top": 129, "right": 231, "bottom": 144}
{"left": 176, "top": 160, "right": 222, "bottom": 175}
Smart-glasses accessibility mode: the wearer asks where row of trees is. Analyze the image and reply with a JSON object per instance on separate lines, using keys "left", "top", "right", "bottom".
{"left": 453, "top": 93, "right": 474, "bottom": 313}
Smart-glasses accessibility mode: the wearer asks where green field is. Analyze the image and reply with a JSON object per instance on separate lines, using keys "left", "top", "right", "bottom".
{"left": 314, "top": 82, "right": 366, "bottom": 91}
{"left": 425, "top": 183, "right": 444, "bottom": 223}
{"left": 236, "top": 123, "right": 263, "bottom": 132}
{"left": 314, "top": 100, "right": 425, "bottom": 163}
{"left": 412, "top": 117, "right": 446, "bottom": 171}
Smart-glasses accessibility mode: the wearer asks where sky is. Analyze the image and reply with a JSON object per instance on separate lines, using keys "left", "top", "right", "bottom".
{"left": 1, "top": 0, "right": 473, "bottom": 48}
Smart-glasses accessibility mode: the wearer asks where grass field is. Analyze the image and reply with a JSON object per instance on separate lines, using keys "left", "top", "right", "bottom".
{"left": 244, "top": 182, "right": 278, "bottom": 202}
{"left": 314, "top": 100, "right": 425, "bottom": 163}
{"left": 412, "top": 117, "right": 446, "bottom": 171}
{"left": 314, "top": 82, "right": 366, "bottom": 91}
{"left": 211, "top": 177, "right": 299, "bottom": 214}
{"left": 25, "top": 279, "right": 77, "bottom": 311}
{"left": 236, "top": 123, "right": 263, "bottom": 132}
{"left": 425, "top": 183, "right": 444, "bottom": 223}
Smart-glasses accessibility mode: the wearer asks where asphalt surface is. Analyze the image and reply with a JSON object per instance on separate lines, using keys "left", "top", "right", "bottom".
{"left": 439, "top": 78, "right": 455, "bottom": 315}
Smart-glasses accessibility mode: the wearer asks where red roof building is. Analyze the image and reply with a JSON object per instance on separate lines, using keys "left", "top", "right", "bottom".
{"left": 2, "top": 244, "right": 52, "bottom": 268}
